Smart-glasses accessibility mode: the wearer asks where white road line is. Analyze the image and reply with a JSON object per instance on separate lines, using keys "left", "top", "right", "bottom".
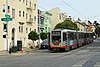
{"left": 94, "top": 62, "right": 100, "bottom": 67}
{"left": 72, "top": 58, "right": 91, "bottom": 67}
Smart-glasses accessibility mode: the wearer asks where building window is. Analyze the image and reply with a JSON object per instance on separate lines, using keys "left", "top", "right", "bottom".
{"left": 30, "top": 1, "right": 31, "bottom": 7}
{"left": 30, "top": 15, "right": 31, "bottom": 20}
{"left": 59, "top": 14, "right": 62, "bottom": 20}
{"left": 19, "top": 0, "right": 21, "bottom": 2}
{"left": 34, "top": 16, "right": 36, "bottom": 21}
{"left": 30, "top": 28, "right": 31, "bottom": 32}
{"left": 26, "top": 0, "right": 27, "bottom": 5}
{"left": 23, "top": 0, "right": 25, "bottom": 3}
{"left": 2, "top": 4, "right": 5, "bottom": 12}
{"left": 19, "top": 11, "right": 21, "bottom": 17}
{"left": 23, "top": 11, "right": 25, "bottom": 17}
{"left": 26, "top": 27, "right": 28, "bottom": 33}
{"left": 21, "top": 26, "right": 23, "bottom": 33}
{"left": 19, "top": 26, "right": 20, "bottom": 33}
{"left": 26, "top": 13, "right": 27, "bottom": 19}
{"left": 19, "top": 26, "right": 23, "bottom": 33}
{"left": 38, "top": 27, "right": 39, "bottom": 33}
{"left": 34, "top": 29, "right": 36, "bottom": 32}
{"left": 12, "top": 8, "right": 15, "bottom": 18}
{"left": 34, "top": 4, "right": 36, "bottom": 10}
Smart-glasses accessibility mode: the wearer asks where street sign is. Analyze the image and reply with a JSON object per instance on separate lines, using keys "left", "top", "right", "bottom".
{"left": 5, "top": 14, "right": 10, "bottom": 18}
{"left": 1, "top": 18, "right": 12, "bottom": 21}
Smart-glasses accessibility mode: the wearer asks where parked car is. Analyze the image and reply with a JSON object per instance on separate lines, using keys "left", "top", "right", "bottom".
{"left": 40, "top": 40, "right": 49, "bottom": 49}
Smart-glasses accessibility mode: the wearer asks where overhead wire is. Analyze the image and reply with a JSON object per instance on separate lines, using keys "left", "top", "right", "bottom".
{"left": 39, "top": 0, "right": 100, "bottom": 22}
{"left": 60, "top": 0, "right": 89, "bottom": 19}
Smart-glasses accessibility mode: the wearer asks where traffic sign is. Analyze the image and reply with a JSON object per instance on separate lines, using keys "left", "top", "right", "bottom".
{"left": 1, "top": 18, "right": 12, "bottom": 21}
{"left": 5, "top": 14, "right": 10, "bottom": 18}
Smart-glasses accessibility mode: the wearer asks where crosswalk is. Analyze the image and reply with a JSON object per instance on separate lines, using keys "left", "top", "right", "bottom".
{"left": 72, "top": 57, "right": 100, "bottom": 67}
{"left": 72, "top": 57, "right": 91, "bottom": 67}
{"left": 94, "top": 62, "right": 100, "bottom": 67}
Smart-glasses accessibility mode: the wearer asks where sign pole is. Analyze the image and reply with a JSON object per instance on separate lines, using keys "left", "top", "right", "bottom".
{"left": 6, "top": 0, "right": 8, "bottom": 53}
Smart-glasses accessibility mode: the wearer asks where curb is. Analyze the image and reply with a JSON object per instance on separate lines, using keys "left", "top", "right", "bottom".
{"left": 0, "top": 52, "right": 27, "bottom": 56}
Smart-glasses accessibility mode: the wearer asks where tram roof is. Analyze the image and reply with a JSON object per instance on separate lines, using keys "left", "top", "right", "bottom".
{"left": 52, "top": 29, "right": 77, "bottom": 32}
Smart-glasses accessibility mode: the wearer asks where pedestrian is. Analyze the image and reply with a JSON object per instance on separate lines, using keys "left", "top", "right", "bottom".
{"left": 9, "top": 42, "right": 12, "bottom": 54}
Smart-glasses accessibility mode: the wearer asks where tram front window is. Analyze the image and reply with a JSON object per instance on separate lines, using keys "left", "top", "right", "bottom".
{"left": 52, "top": 36, "right": 61, "bottom": 42}
{"left": 52, "top": 31, "right": 61, "bottom": 43}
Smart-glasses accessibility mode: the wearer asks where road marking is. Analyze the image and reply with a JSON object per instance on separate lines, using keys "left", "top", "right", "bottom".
{"left": 94, "top": 62, "right": 100, "bottom": 67}
{"left": 87, "top": 47, "right": 100, "bottom": 49}
{"left": 72, "top": 58, "right": 91, "bottom": 67}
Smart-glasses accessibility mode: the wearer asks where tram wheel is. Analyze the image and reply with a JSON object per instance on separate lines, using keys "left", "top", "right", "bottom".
{"left": 64, "top": 48, "right": 70, "bottom": 52}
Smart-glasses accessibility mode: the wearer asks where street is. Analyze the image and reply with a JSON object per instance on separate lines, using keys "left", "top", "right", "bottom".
{"left": 0, "top": 40, "right": 100, "bottom": 67}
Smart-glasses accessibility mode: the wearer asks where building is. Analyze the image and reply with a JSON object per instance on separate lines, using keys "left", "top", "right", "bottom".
{"left": 49, "top": 7, "right": 68, "bottom": 30}
{"left": 43, "top": 11, "right": 52, "bottom": 33}
{"left": 87, "top": 20, "right": 93, "bottom": 32}
{"left": 0, "top": 0, "right": 38, "bottom": 51}
{"left": 38, "top": 9, "right": 44, "bottom": 33}
{"left": 38, "top": 10, "right": 52, "bottom": 33}
{"left": 75, "top": 21, "right": 88, "bottom": 31}
{"left": 76, "top": 21, "right": 84, "bottom": 31}
{"left": 92, "top": 25, "right": 96, "bottom": 32}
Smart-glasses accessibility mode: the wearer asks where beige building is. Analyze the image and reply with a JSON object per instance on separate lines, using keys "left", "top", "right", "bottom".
{"left": 76, "top": 21, "right": 89, "bottom": 32}
{"left": 92, "top": 25, "right": 96, "bottom": 32}
{"left": 0, "top": 0, "right": 38, "bottom": 51}
{"left": 76, "top": 20, "right": 96, "bottom": 32}
{"left": 49, "top": 7, "right": 68, "bottom": 30}
{"left": 76, "top": 21, "right": 85, "bottom": 31}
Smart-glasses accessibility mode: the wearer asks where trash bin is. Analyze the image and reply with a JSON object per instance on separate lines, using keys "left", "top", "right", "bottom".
{"left": 11, "top": 46, "right": 18, "bottom": 53}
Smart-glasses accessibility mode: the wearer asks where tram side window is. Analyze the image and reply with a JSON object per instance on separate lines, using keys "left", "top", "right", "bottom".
{"left": 68, "top": 32, "right": 74, "bottom": 40}
{"left": 63, "top": 32, "right": 67, "bottom": 41}
{"left": 79, "top": 33, "right": 83, "bottom": 39}
{"left": 74, "top": 33, "right": 77, "bottom": 39}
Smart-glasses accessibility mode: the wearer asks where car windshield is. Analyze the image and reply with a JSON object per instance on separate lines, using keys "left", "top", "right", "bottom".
{"left": 43, "top": 40, "right": 48, "bottom": 43}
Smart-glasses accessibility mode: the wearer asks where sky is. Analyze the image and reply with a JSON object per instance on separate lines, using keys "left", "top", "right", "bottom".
{"left": 38, "top": 0, "right": 100, "bottom": 23}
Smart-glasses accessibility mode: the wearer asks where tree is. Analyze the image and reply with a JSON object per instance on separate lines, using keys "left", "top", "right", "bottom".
{"left": 28, "top": 31, "right": 39, "bottom": 48}
{"left": 40, "top": 32, "right": 48, "bottom": 40}
{"left": 95, "top": 27, "right": 100, "bottom": 37}
{"left": 93, "top": 21, "right": 100, "bottom": 37}
{"left": 54, "top": 19, "right": 79, "bottom": 30}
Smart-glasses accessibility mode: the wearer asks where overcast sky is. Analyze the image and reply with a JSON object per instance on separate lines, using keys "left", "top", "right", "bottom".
{"left": 38, "top": 0, "right": 100, "bottom": 23}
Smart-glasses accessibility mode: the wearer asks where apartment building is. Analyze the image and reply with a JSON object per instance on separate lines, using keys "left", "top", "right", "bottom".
{"left": 76, "top": 21, "right": 85, "bottom": 31}
{"left": 42, "top": 11, "right": 52, "bottom": 33}
{"left": 0, "top": 0, "right": 38, "bottom": 51}
{"left": 88, "top": 20, "right": 93, "bottom": 32}
{"left": 38, "top": 10, "right": 52, "bottom": 33}
{"left": 38, "top": 9, "right": 44, "bottom": 33}
{"left": 49, "top": 7, "right": 68, "bottom": 30}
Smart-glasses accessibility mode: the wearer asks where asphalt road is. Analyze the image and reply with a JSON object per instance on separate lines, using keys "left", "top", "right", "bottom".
{"left": 0, "top": 39, "right": 100, "bottom": 67}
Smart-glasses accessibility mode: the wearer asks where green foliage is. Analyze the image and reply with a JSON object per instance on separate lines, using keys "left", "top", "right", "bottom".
{"left": 54, "top": 19, "right": 79, "bottom": 30}
{"left": 28, "top": 31, "right": 39, "bottom": 41}
{"left": 40, "top": 32, "right": 48, "bottom": 40}
{"left": 95, "top": 27, "right": 100, "bottom": 37}
{"left": 93, "top": 21, "right": 100, "bottom": 37}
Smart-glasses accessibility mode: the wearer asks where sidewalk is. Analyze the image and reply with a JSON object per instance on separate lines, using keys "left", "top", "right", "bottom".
{"left": 0, "top": 48, "right": 39, "bottom": 56}
{"left": 0, "top": 50, "right": 27, "bottom": 56}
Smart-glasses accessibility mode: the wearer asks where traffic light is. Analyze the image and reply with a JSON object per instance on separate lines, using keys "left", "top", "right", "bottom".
{"left": 3, "top": 24, "right": 7, "bottom": 32}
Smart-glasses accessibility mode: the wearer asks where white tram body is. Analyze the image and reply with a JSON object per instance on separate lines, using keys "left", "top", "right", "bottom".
{"left": 49, "top": 29, "right": 93, "bottom": 51}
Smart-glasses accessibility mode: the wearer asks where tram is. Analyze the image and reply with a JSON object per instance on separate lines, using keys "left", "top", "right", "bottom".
{"left": 48, "top": 29, "right": 93, "bottom": 51}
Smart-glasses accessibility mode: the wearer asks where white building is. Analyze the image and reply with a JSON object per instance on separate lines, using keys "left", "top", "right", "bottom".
{"left": 0, "top": 0, "right": 38, "bottom": 51}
